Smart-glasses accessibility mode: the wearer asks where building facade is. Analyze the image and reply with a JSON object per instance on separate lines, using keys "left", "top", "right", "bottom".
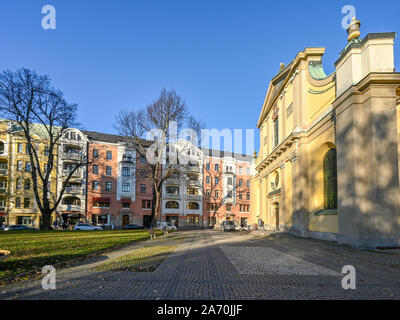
{"left": 203, "top": 151, "right": 251, "bottom": 229}
{"left": 159, "top": 141, "right": 252, "bottom": 229}
{"left": 83, "top": 131, "right": 154, "bottom": 229}
{"left": 57, "top": 128, "right": 88, "bottom": 226}
{"left": 0, "top": 121, "right": 58, "bottom": 228}
{"left": 250, "top": 20, "right": 400, "bottom": 248}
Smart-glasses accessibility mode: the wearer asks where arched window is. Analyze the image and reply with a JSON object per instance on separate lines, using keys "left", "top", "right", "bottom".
{"left": 187, "top": 202, "right": 199, "bottom": 210}
{"left": 166, "top": 201, "right": 179, "bottom": 209}
{"left": 323, "top": 148, "right": 338, "bottom": 210}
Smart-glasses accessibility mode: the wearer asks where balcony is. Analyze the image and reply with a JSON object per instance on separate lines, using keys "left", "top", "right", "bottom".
{"left": 63, "top": 169, "right": 83, "bottom": 179}
{"left": 163, "top": 193, "right": 181, "bottom": 200}
{"left": 63, "top": 153, "right": 81, "bottom": 161}
{"left": 187, "top": 194, "right": 202, "bottom": 201}
{"left": 187, "top": 165, "right": 201, "bottom": 173}
{"left": 186, "top": 209, "right": 201, "bottom": 215}
{"left": 165, "top": 207, "right": 180, "bottom": 214}
{"left": 224, "top": 197, "right": 234, "bottom": 204}
{"left": 165, "top": 178, "right": 180, "bottom": 185}
{"left": 0, "top": 168, "right": 7, "bottom": 176}
{"left": 187, "top": 179, "right": 201, "bottom": 187}
{"left": 166, "top": 164, "right": 180, "bottom": 170}
{"left": 61, "top": 204, "right": 82, "bottom": 212}
{"left": 65, "top": 186, "right": 83, "bottom": 195}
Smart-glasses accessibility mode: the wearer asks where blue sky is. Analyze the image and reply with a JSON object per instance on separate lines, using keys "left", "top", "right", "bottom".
{"left": 0, "top": 0, "right": 399, "bottom": 153}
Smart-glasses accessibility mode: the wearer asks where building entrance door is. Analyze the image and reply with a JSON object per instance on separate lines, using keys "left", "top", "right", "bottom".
{"left": 122, "top": 215, "right": 130, "bottom": 227}
{"left": 274, "top": 203, "right": 280, "bottom": 231}
{"left": 143, "top": 215, "right": 152, "bottom": 228}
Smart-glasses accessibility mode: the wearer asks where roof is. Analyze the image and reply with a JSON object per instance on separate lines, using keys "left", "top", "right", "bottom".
{"left": 308, "top": 60, "right": 329, "bottom": 80}
{"left": 81, "top": 130, "right": 128, "bottom": 143}
{"left": 201, "top": 148, "right": 253, "bottom": 162}
{"left": 1, "top": 120, "right": 253, "bottom": 161}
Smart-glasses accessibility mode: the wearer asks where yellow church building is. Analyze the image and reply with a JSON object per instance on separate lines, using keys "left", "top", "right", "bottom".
{"left": 250, "top": 19, "right": 400, "bottom": 249}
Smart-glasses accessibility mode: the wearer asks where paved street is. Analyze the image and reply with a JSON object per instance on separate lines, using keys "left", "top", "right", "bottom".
{"left": 1, "top": 230, "right": 400, "bottom": 300}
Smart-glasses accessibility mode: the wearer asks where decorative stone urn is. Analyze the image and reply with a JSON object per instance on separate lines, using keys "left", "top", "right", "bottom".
{"left": 0, "top": 250, "right": 10, "bottom": 262}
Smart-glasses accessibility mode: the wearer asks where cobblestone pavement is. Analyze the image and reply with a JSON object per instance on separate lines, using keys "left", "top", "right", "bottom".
{"left": 1, "top": 230, "right": 400, "bottom": 300}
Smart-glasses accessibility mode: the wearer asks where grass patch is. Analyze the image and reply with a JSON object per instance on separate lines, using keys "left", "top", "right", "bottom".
{"left": 94, "top": 245, "right": 177, "bottom": 272}
{"left": 94, "top": 233, "right": 187, "bottom": 272}
{"left": 0, "top": 229, "right": 162, "bottom": 280}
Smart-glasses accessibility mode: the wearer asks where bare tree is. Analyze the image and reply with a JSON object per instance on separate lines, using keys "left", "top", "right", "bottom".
{"left": 115, "top": 89, "right": 203, "bottom": 227}
{"left": 0, "top": 68, "right": 87, "bottom": 230}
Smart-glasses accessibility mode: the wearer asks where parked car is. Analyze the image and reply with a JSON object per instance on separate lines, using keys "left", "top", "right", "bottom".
{"left": 222, "top": 221, "right": 236, "bottom": 232}
{"left": 156, "top": 222, "right": 177, "bottom": 230}
{"left": 73, "top": 223, "right": 102, "bottom": 231}
{"left": 3, "top": 225, "right": 37, "bottom": 231}
{"left": 123, "top": 224, "right": 144, "bottom": 230}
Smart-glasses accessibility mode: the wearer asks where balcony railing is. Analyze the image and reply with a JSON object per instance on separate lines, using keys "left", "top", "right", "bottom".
{"left": 63, "top": 169, "right": 83, "bottom": 178}
{"left": 163, "top": 193, "right": 181, "bottom": 200}
{"left": 187, "top": 194, "right": 202, "bottom": 201}
{"left": 187, "top": 166, "right": 201, "bottom": 173}
{"left": 65, "top": 186, "right": 83, "bottom": 194}
{"left": 187, "top": 179, "right": 201, "bottom": 187}
{"left": 165, "top": 178, "right": 180, "bottom": 185}
{"left": 0, "top": 168, "right": 7, "bottom": 175}
{"left": 63, "top": 153, "right": 81, "bottom": 161}
{"left": 224, "top": 196, "right": 234, "bottom": 203}
{"left": 61, "top": 204, "right": 82, "bottom": 212}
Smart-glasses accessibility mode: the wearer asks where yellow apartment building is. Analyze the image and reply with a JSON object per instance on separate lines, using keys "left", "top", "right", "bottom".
{"left": 0, "top": 120, "right": 58, "bottom": 228}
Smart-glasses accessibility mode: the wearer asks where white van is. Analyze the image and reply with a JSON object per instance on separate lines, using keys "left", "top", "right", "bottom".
{"left": 157, "top": 222, "right": 177, "bottom": 230}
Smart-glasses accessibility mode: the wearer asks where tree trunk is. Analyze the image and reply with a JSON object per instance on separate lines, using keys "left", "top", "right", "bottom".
{"left": 151, "top": 184, "right": 156, "bottom": 229}
{"left": 40, "top": 210, "right": 52, "bottom": 230}
{"left": 154, "top": 188, "right": 161, "bottom": 224}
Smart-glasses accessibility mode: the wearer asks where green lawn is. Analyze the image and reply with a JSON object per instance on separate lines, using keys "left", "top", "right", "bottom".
{"left": 0, "top": 229, "right": 162, "bottom": 280}
{"left": 94, "top": 245, "right": 177, "bottom": 272}
{"left": 93, "top": 232, "right": 186, "bottom": 272}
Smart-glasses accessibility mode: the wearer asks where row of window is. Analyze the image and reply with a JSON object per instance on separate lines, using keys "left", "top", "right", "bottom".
{"left": 205, "top": 163, "right": 250, "bottom": 174}
{"left": 206, "top": 203, "right": 250, "bottom": 212}
{"left": 14, "top": 197, "right": 32, "bottom": 208}
{"left": 205, "top": 176, "right": 250, "bottom": 187}
{"left": 92, "top": 149, "right": 113, "bottom": 160}
{"left": 89, "top": 165, "right": 145, "bottom": 178}
{"left": 91, "top": 150, "right": 147, "bottom": 164}
{"left": 165, "top": 201, "right": 200, "bottom": 210}
{"left": 91, "top": 199, "right": 152, "bottom": 209}
{"left": 205, "top": 190, "right": 250, "bottom": 200}
{"left": 91, "top": 181, "right": 148, "bottom": 193}
{"left": 64, "top": 132, "right": 82, "bottom": 140}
